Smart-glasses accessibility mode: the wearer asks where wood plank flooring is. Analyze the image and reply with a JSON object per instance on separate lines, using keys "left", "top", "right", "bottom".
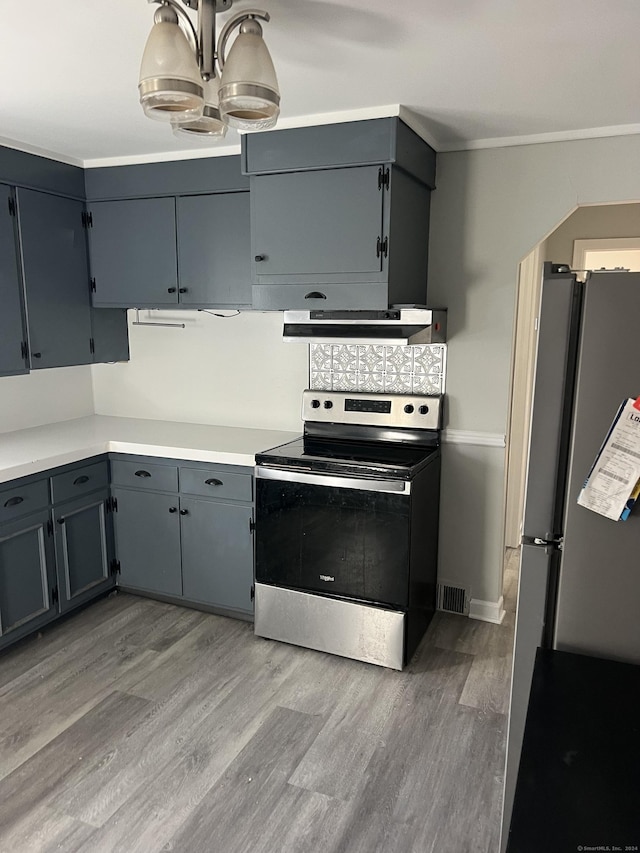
{"left": 0, "top": 554, "right": 518, "bottom": 853}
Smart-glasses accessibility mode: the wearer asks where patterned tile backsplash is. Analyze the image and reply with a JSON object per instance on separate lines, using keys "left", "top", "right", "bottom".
{"left": 310, "top": 344, "right": 446, "bottom": 395}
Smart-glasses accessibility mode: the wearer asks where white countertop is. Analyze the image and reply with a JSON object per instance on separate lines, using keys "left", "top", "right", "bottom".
{"left": 0, "top": 416, "right": 301, "bottom": 484}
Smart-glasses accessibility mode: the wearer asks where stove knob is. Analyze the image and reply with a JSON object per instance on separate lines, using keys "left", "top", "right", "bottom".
{"left": 310, "top": 399, "right": 321, "bottom": 409}
{"left": 404, "top": 404, "right": 414, "bottom": 414}
{"left": 324, "top": 400, "right": 333, "bottom": 409}
{"left": 419, "top": 404, "right": 429, "bottom": 415}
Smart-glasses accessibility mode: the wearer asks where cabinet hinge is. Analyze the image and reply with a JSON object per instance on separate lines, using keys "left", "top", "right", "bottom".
{"left": 89, "top": 337, "right": 95, "bottom": 355}
{"left": 47, "top": 518, "right": 53, "bottom": 537}
{"left": 376, "top": 235, "right": 388, "bottom": 258}
{"left": 8, "top": 196, "right": 16, "bottom": 217}
{"left": 378, "top": 167, "right": 389, "bottom": 190}
{"left": 108, "top": 496, "right": 118, "bottom": 513}
{"left": 82, "top": 210, "right": 93, "bottom": 229}
{"left": 250, "top": 584, "right": 255, "bottom": 602}
{"left": 249, "top": 518, "right": 256, "bottom": 534}
{"left": 20, "top": 340, "right": 29, "bottom": 361}
{"left": 110, "top": 559, "right": 121, "bottom": 576}
{"left": 90, "top": 278, "right": 96, "bottom": 294}
{"left": 50, "top": 585, "right": 59, "bottom": 605}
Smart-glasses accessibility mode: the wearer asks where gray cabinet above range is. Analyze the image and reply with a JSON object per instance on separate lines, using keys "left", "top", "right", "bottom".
{"left": 242, "top": 117, "right": 436, "bottom": 311}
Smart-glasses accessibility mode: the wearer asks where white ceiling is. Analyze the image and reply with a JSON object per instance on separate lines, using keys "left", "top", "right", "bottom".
{"left": 2, "top": 0, "right": 639, "bottom": 167}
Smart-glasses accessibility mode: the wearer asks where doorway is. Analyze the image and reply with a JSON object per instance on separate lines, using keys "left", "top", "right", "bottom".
{"left": 503, "top": 204, "right": 640, "bottom": 558}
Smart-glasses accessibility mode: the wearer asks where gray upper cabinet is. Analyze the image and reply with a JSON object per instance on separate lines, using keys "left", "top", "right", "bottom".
{"left": 251, "top": 166, "right": 384, "bottom": 283}
{"left": 89, "top": 197, "right": 178, "bottom": 308}
{"left": 17, "top": 188, "right": 93, "bottom": 369}
{"left": 89, "top": 192, "right": 251, "bottom": 310}
{"left": 243, "top": 117, "right": 436, "bottom": 311}
{"left": 177, "top": 192, "right": 251, "bottom": 308}
{"left": 0, "top": 184, "right": 27, "bottom": 376}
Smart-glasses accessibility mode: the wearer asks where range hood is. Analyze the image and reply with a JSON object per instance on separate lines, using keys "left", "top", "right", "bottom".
{"left": 283, "top": 308, "right": 447, "bottom": 345}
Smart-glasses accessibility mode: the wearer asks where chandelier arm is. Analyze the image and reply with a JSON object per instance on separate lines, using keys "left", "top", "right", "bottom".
{"left": 148, "top": 0, "right": 199, "bottom": 56}
{"left": 198, "top": 0, "right": 216, "bottom": 79}
{"left": 217, "top": 9, "right": 270, "bottom": 72}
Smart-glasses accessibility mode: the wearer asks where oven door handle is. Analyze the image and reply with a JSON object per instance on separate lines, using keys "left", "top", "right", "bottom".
{"left": 255, "top": 466, "right": 411, "bottom": 495}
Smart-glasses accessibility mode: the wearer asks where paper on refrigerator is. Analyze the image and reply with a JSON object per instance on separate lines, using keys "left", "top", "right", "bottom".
{"left": 577, "top": 398, "right": 640, "bottom": 521}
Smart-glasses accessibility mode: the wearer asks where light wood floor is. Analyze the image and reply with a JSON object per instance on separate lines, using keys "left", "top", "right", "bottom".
{"left": 0, "top": 554, "right": 518, "bottom": 853}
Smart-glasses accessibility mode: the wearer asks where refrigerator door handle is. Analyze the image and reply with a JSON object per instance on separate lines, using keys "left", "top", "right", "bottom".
{"left": 522, "top": 535, "right": 564, "bottom": 549}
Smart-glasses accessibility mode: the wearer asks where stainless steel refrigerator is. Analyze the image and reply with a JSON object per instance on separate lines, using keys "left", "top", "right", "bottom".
{"left": 501, "top": 262, "right": 640, "bottom": 848}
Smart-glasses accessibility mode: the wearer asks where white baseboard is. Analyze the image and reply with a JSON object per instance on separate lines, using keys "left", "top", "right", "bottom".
{"left": 469, "top": 596, "right": 506, "bottom": 624}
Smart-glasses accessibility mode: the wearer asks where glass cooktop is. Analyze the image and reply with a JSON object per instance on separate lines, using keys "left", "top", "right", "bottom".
{"left": 256, "top": 436, "right": 439, "bottom": 480}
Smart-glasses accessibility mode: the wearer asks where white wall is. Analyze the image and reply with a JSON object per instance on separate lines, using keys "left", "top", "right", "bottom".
{"left": 91, "top": 309, "right": 308, "bottom": 433}
{"left": 429, "top": 134, "right": 640, "bottom": 604}
{"left": 0, "top": 366, "right": 94, "bottom": 433}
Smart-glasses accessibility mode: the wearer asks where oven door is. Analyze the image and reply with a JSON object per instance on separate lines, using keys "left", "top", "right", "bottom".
{"left": 255, "top": 466, "right": 411, "bottom": 608}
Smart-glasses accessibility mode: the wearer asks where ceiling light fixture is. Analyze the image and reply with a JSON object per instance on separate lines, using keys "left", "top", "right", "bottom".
{"left": 139, "top": 0, "right": 279, "bottom": 140}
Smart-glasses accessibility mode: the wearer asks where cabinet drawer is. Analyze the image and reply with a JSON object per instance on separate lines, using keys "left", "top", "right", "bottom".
{"left": 111, "top": 460, "right": 178, "bottom": 492}
{"left": 0, "top": 479, "right": 49, "bottom": 524}
{"left": 179, "top": 467, "right": 252, "bottom": 502}
{"left": 252, "top": 283, "right": 388, "bottom": 311}
{"left": 51, "top": 460, "right": 109, "bottom": 504}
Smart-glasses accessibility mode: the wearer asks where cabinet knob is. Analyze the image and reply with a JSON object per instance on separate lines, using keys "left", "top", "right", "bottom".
{"left": 169, "top": 506, "right": 178, "bottom": 514}
{"left": 254, "top": 254, "right": 265, "bottom": 262}
{"left": 179, "top": 288, "right": 188, "bottom": 294}
{"left": 180, "top": 509, "right": 189, "bottom": 516}
{"left": 304, "top": 292, "right": 327, "bottom": 300}
{"left": 167, "top": 287, "right": 177, "bottom": 294}
{"left": 33, "top": 352, "right": 42, "bottom": 358}
{"left": 57, "top": 517, "right": 65, "bottom": 525}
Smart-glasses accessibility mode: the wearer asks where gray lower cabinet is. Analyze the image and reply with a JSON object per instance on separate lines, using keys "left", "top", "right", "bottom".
{"left": 0, "top": 459, "right": 116, "bottom": 650}
{"left": 0, "top": 509, "right": 57, "bottom": 643}
{"left": 181, "top": 497, "right": 253, "bottom": 612}
{"left": 52, "top": 490, "right": 113, "bottom": 613}
{"left": 111, "top": 457, "right": 254, "bottom": 616}
{"left": 112, "top": 487, "right": 183, "bottom": 596}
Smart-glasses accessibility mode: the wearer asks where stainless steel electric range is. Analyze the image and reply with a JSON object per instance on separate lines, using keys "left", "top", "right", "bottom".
{"left": 254, "top": 389, "right": 442, "bottom": 670}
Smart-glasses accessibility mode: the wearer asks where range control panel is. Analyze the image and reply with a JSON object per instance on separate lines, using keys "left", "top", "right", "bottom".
{"left": 302, "top": 390, "right": 442, "bottom": 430}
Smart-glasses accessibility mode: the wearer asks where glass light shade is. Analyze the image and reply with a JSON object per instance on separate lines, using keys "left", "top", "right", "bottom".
{"left": 139, "top": 20, "right": 204, "bottom": 122}
{"left": 171, "top": 79, "right": 227, "bottom": 139}
{"left": 219, "top": 30, "right": 280, "bottom": 130}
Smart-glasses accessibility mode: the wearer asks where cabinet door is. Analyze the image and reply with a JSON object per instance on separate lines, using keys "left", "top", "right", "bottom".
{"left": 17, "top": 189, "right": 93, "bottom": 369}
{"left": 112, "top": 488, "right": 182, "bottom": 596}
{"left": 0, "top": 509, "right": 57, "bottom": 638}
{"left": 181, "top": 497, "right": 253, "bottom": 613}
{"left": 177, "top": 192, "right": 251, "bottom": 307}
{"left": 0, "top": 185, "right": 28, "bottom": 376}
{"left": 251, "top": 166, "right": 385, "bottom": 285}
{"left": 90, "top": 308, "right": 130, "bottom": 364}
{"left": 53, "top": 491, "right": 113, "bottom": 612}
{"left": 89, "top": 198, "right": 178, "bottom": 307}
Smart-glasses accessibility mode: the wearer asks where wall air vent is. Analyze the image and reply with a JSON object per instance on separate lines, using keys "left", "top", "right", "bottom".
{"left": 436, "top": 583, "right": 468, "bottom": 615}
